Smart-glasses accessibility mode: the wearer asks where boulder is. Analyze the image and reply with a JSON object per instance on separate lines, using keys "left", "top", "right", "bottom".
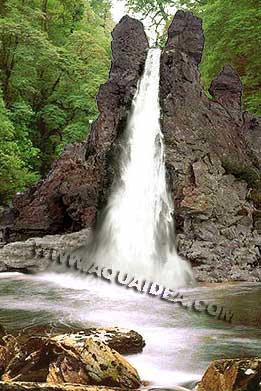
{"left": 47, "top": 338, "right": 140, "bottom": 388}
{"left": 1, "top": 336, "right": 140, "bottom": 389}
{"left": 52, "top": 328, "right": 145, "bottom": 355}
{"left": 198, "top": 358, "right": 261, "bottom": 391}
{"left": 0, "top": 229, "right": 89, "bottom": 273}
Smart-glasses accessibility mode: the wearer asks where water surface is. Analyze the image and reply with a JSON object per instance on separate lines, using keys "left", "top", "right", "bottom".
{"left": 0, "top": 272, "right": 260, "bottom": 389}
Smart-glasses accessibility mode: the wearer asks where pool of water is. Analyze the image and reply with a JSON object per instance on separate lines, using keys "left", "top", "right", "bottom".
{"left": 0, "top": 272, "right": 260, "bottom": 389}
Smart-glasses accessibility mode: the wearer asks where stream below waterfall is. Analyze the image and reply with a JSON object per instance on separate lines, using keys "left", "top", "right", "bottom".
{"left": 0, "top": 272, "right": 260, "bottom": 390}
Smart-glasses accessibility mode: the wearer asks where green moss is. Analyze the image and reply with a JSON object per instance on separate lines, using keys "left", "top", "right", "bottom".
{"left": 222, "top": 159, "right": 261, "bottom": 189}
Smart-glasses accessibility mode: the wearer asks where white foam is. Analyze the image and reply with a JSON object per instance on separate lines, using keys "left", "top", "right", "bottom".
{"left": 77, "top": 49, "right": 193, "bottom": 289}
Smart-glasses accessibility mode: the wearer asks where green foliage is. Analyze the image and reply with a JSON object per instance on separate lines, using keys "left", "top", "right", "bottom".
{"left": 195, "top": 0, "right": 261, "bottom": 116}
{"left": 0, "top": 0, "right": 113, "bottom": 205}
{"left": 0, "top": 92, "right": 39, "bottom": 205}
{"left": 126, "top": 0, "right": 170, "bottom": 21}
{"left": 126, "top": 0, "right": 261, "bottom": 114}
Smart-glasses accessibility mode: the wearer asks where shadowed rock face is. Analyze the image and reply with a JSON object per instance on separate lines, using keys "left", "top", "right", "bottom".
{"left": 160, "top": 10, "right": 261, "bottom": 282}
{"left": 0, "top": 16, "right": 149, "bottom": 242}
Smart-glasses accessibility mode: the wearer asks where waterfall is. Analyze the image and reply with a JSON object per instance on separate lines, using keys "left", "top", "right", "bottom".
{"left": 81, "top": 48, "right": 193, "bottom": 288}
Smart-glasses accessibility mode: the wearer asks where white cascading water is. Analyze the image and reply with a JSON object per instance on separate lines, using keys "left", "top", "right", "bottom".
{"left": 81, "top": 48, "right": 193, "bottom": 288}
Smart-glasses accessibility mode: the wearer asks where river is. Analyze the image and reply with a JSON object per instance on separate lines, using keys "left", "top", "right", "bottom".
{"left": 0, "top": 272, "right": 260, "bottom": 390}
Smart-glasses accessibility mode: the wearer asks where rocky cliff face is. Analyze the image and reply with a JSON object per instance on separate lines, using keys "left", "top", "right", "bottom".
{"left": 0, "top": 11, "right": 260, "bottom": 283}
{"left": 160, "top": 10, "right": 261, "bottom": 282}
{"left": 0, "top": 16, "right": 149, "bottom": 242}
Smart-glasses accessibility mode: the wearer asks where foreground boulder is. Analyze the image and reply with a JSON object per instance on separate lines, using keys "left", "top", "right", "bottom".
{"left": 1, "top": 336, "right": 140, "bottom": 389}
{"left": 12, "top": 327, "right": 145, "bottom": 356}
{"left": 51, "top": 328, "right": 145, "bottom": 355}
{"left": 198, "top": 358, "right": 261, "bottom": 391}
{"left": 47, "top": 338, "right": 140, "bottom": 388}
{"left": 160, "top": 10, "right": 261, "bottom": 282}
{"left": 0, "top": 16, "right": 149, "bottom": 243}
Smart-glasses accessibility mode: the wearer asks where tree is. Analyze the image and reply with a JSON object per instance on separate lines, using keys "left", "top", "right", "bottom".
{"left": 194, "top": 0, "right": 261, "bottom": 114}
{"left": 0, "top": 90, "right": 39, "bottom": 206}
{"left": 0, "top": 0, "right": 113, "bottom": 205}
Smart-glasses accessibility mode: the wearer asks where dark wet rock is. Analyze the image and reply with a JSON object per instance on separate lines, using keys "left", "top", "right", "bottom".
{"left": 160, "top": 10, "right": 261, "bottom": 282}
{"left": 0, "top": 16, "right": 149, "bottom": 243}
{"left": 198, "top": 358, "right": 261, "bottom": 391}
{"left": 1, "top": 336, "right": 141, "bottom": 389}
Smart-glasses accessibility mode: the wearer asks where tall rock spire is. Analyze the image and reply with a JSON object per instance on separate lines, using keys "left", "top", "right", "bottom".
{"left": 166, "top": 10, "right": 204, "bottom": 65}
{"left": 209, "top": 64, "right": 242, "bottom": 114}
{"left": 89, "top": 16, "right": 149, "bottom": 154}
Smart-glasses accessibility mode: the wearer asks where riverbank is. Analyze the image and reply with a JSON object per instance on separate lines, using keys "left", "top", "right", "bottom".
{"left": 0, "top": 229, "right": 260, "bottom": 283}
